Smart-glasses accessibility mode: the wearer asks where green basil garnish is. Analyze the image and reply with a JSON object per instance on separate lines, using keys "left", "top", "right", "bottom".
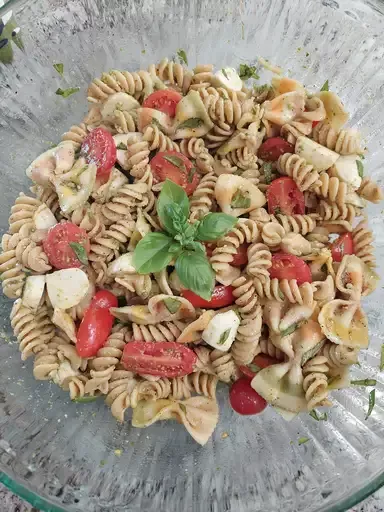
{"left": 53, "top": 63, "right": 64, "bottom": 76}
{"left": 56, "top": 87, "right": 80, "bottom": 98}
{"left": 69, "top": 242, "right": 88, "bottom": 266}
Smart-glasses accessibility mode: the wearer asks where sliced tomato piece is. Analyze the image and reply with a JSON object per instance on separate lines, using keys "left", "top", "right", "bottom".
{"left": 269, "top": 252, "right": 312, "bottom": 284}
{"left": 312, "top": 121, "right": 320, "bottom": 128}
{"left": 267, "top": 176, "right": 305, "bottom": 215}
{"left": 229, "top": 377, "right": 267, "bottom": 415}
{"left": 258, "top": 137, "right": 294, "bottom": 162}
{"left": 43, "top": 222, "right": 90, "bottom": 270}
{"left": 150, "top": 150, "right": 198, "bottom": 195}
{"left": 122, "top": 341, "right": 196, "bottom": 377}
{"left": 76, "top": 290, "right": 118, "bottom": 358}
{"left": 181, "top": 285, "right": 235, "bottom": 309}
{"left": 81, "top": 127, "right": 116, "bottom": 181}
{"left": 330, "top": 232, "right": 354, "bottom": 263}
{"left": 142, "top": 89, "right": 182, "bottom": 117}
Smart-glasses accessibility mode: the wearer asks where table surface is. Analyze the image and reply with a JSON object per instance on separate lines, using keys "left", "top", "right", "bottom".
{"left": 1, "top": 482, "right": 383, "bottom": 512}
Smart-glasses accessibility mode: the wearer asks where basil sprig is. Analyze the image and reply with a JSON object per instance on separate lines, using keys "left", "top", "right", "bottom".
{"left": 132, "top": 179, "right": 237, "bottom": 300}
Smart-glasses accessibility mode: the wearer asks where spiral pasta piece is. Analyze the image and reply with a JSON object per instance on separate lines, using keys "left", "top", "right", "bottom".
{"left": 246, "top": 242, "right": 272, "bottom": 281}
{"left": 13, "top": 238, "right": 51, "bottom": 273}
{"left": 10, "top": 300, "right": 55, "bottom": 360}
{"left": 261, "top": 222, "right": 285, "bottom": 251}
{"left": 67, "top": 375, "right": 90, "bottom": 401}
{"left": 105, "top": 369, "right": 138, "bottom": 422}
{"left": 149, "top": 58, "right": 193, "bottom": 94}
{"left": 320, "top": 342, "right": 359, "bottom": 374}
{"left": 280, "top": 122, "right": 311, "bottom": 145}
{"left": 132, "top": 321, "right": 186, "bottom": 342}
{"left": 199, "top": 86, "right": 242, "bottom": 126}
{"left": 193, "top": 346, "right": 216, "bottom": 375}
{"left": 61, "top": 123, "right": 89, "bottom": 149}
{"left": 67, "top": 203, "right": 104, "bottom": 240}
{"left": 101, "top": 184, "right": 149, "bottom": 224}
{"left": 258, "top": 337, "right": 285, "bottom": 360}
{"left": 115, "top": 274, "right": 152, "bottom": 299}
{"left": 85, "top": 326, "right": 130, "bottom": 394}
{"left": 30, "top": 185, "right": 60, "bottom": 217}
{"left": 189, "top": 173, "right": 217, "bottom": 222}
{"left": 225, "top": 147, "right": 258, "bottom": 171}
{"left": 210, "top": 219, "right": 259, "bottom": 278}
{"left": 142, "top": 125, "right": 180, "bottom": 152}
{"left": 8, "top": 193, "right": 41, "bottom": 234}
{"left": 89, "top": 218, "right": 135, "bottom": 262}
{"left": 204, "top": 122, "right": 235, "bottom": 149}
{"left": 190, "top": 64, "right": 214, "bottom": 91}
{"left": 277, "top": 153, "right": 320, "bottom": 191}
{"left": 125, "top": 139, "right": 151, "bottom": 170}
{"left": 302, "top": 355, "right": 332, "bottom": 411}
{"left": 318, "top": 200, "right": 361, "bottom": 224}
{"left": 114, "top": 109, "right": 138, "bottom": 133}
{"left": 210, "top": 350, "right": 237, "bottom": 383}
{"left": 0, "top": 235, "right": 26, "bottom": 299}
{"left": 357, "top": 177, "right": 383, "bottom": 204}
{"left": 312, "top": 122, "right": 363, "bottom": 155}
{"left": 170, "top": 372, "right": 218, "bottom": 400}
{"left": 352, "top": 219, "right": 375, "bottom": 267}
{"left": 131, "top": 378, "right": 172, "bottom": 406}
{"left": 253, "top": 278, "right": 314, "bottom": 305}
{"left": 250, "top": 208, "right": 318, "bottom": 236}
{"left": 87, "top": 69, "right": 156, "bottom": 103}
{"left": 179, "top": 137, "right": 214, "bottom": 174}
{"left": 313, "top": 173, "right": 347, "bottom": 207}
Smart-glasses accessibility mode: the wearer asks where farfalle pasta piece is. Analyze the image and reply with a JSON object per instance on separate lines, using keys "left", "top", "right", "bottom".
{"left": 132, "top": 396, "right": 219, "bottom": 445}
{"left": 281, "top": 233, "right": 312, "bottom": 256}
{"left": 214, "top": 174, "right": 266, "bottom": 217}
{"left": 177, "top": 311, "right": 216, "bottom": 344}
{"left": 313, "top": 121, "right": 363, "bottom": 155}
{"left": 262, "top": 90, "right": 306, "bottom": 126}
{"left": 312, "top": 275, "right": 336, "bottom": 308}
{"left": 335, "top": 255, "right": 364, "bottom": 301}
{"left": 318, "top": 299, "right": 368, "bottom": 349}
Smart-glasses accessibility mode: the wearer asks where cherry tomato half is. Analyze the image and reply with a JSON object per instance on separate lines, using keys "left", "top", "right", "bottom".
{"left": 229, "top": 377, "right": 267, "bottom": 415}
{"left": 267, "top": 176, "right": 305, "bottom": 215}
{"left": 76, "top": 290, "right": 118, "bottom": 358}
{"left": 150, "top": 150, "right": 199, "bottom": 195}
{"left": 181, "top": 285, "right": 235, "bottom": 309}
{"left": 330, "top": 232, "right": 354, "bottom": 263}
{"left": 258, "top": 137, "right": 294, "bottom": 162}
{"left": 269, "top": 252, "right": 312, "bottom": 285}
{"left": 122, "top": 341, "right": 196, "bottom": 377}
{"left": 43, "top": 222, "right": 90, "bottom": 270}
{"left": 81, "top": 127, "right": 116, "bottom": 181}
{"left": 205, "top": 243, "right": 248, "bottom": 266}
{"left": 142, "top": 89, "right": 182, "bottom": 117}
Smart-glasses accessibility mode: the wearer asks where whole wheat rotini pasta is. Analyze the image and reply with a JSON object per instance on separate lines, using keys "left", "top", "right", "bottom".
{"left": 1, "top": 56, "right": 383, "bottom": 445}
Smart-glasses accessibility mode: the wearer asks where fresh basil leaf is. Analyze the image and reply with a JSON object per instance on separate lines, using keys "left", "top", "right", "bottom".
{"left": 163, "top": 155, "right": 186, "bottom": 172}
{"left": 320, "top": 80, "right": 329, "bottom": 92}
{"left": 188, "top": 167, "right": 197, "bottom": 183}
{"left": 185, "top": 241, "right": 205, "bottom": 254}
{"left": 309, "top": 409, "right": 328, "bottom": 421}
{"left": 175, "top": 250, "right": 215, "bottom": 301}
{"left": 239, "top": 64, "right": 259, "bottom": 81}
{"left": 222, "top": 68, "right": 229, "bottom": 79}
{"left": 177, "top": 49, "right": 188, "bottom": 66}
{"left": 351, "top": 379, "right": 376, "bottom": 387}
{"left": 180, "top": 403, "right": 187, "bottom": 413}
{"left": 365, "top": 389, "right": 375, "bottom": 420}
{"left": 151, "top": 118, "right": 163, "bottom": 130}
{"left": 69, "top": 242, "right": 88, "bottom": 266}
{"left": 280, "top": 323, "right": 300, "bottom": 337}
{"left": 218, "top": 328, "right": 231, "bottom": 345}
{"left": 380, "top": 344, "right": 384, "bottom": 371}
{"left": 356, "top": 159, "right": 364, "bottom": 178}
{"left": 56, "top": 87, "right": 80, "bottom": 98}
{"left": 53, "top": 63, "right": 64, "bottom": 76}
{"left": 133, "top": 232, "right": 174, "bottom": 274}
{"left": 72, "top": 396, "right": 99, "bottom": 403}
{"left": 157, "top": 179, "right": 189, "bottom": 235}
{"left": 231, "top": 190, "right": 251, "bottom": 209}
{"left": 163, "top": 297, "right": 181, "bottom": 314}
{"left": 177, "top": 118, "right": 204, "bottom": 130}
{"left": 168, "top": 241, "right": 183, "bottom": 255}
{"left": 248, "top": 363, "right": 261, "bottom": 373}
{"left": 298, "top": 437, "right": 310, "bottom": 445}
{"left": 164, "top": 203, "right": 189, "bottom": 238}
{"left": 117, "top": 142, "right": 127, "bottom": 150}
{"left": 196, "top": 213, "right": 237, "bottom": 241}
{"left": 263, "top": 162, "right": 273, "bottom": 184}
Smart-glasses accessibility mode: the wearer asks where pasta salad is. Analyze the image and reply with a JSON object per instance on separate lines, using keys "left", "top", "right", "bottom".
{"left": 1, "top": 57, "right": 382, "bottom": 445}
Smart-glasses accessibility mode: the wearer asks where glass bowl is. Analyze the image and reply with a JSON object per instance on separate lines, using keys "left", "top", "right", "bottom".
{"left": 0, "top": 0, "right": 384, "bottom": 510}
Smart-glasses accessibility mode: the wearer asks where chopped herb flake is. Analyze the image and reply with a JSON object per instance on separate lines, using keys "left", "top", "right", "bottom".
{"left": 309, "top": 409, "right": 328, "bottom": 421}
{"left": 320, "top": 80, "right": 329, "bottom": 92}
{"left": 365, "top": 389, "right": 375, "bottom": 420}
{"left": 218, "top": 328, "right": 231, "bottom": 345}
{"left": 163, "top": 297, "right": 181, "bottom": 314}
{"left": 231, "top": 190, "right": 251, "bottom": 209}
{"left": 248, "top": 363, "right": 261, "bottom": 373}
{"left": 180, "top": 403, "right": 187, "bottom": 413}
{"left": 351, "top": 379, "right": 376, "bottom": 386}
{"left": 356, "top": 159, "right": 364, "bottom": 178}
{"left": 280, "top": 323, "right": 299, "bottom": 337}
{"left": 53, "top": 63, "right": 64, "bottom": 76}
{"left": 117, "top": 142, "right": 127, "bottom": 150}
{"left": 100, "top": 459, "right": 107, "bottom": 466}
{"left": 222, "top": 68, "right": 229, "bottom": 80}
{"left": 56, "top": 87, "right": 80, "bottom": 98}
{"left": 298, "top": 437, "right": 310, "bottom": 445}
{"left": 177, "top": 117, "right": 204, "bottom": 130}
{"left": 239, "top": 63, "right": 259, "bottom": 81}
{"left": 69, "top": 242, "right": 88, "bottom": 266}
{"left": 380, "top": 344, "right": 384, "bottom": 371}
{"left": 72, "top": 396, "right": 99, "bottom": 403}
{"left": 263, "top": 162, "right": 273, "bottom": 184}
{"left": 188, "top": 167, "right": 197, "bottom": 183}
{"left": 163, "top": 154, "right": 186, "bottom": 171}
{"left": 177, "top": 49, "right": 188, "bottom": 66}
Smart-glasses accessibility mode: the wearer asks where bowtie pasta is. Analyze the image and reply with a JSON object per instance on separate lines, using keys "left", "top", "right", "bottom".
{"left": 1, "top": 57, "right": 382, "bottom": 445}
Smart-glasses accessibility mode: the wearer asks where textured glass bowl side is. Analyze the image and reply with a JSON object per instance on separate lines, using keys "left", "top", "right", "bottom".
{"left": 0, "top": 0, "right": 384, "bottom": 511}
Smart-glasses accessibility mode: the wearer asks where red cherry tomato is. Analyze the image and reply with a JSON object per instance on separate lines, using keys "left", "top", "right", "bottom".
{"left": 258, "top": 137, "right": 294, "bottom": 162}
{"left": 76, "top": 290, "right": 118, "bottom": 358}
{"left": 330, "top": 232, "right": 354, "bottom": 263}
{"left": 81, "top": 127, "right": 116, "bottom": 180}
{"left": 205, "top": 243, "right": 248, "bottom": 266}
{"left": 150, "top": 150, "right": 198, "bottom": 195}
{"left": 269, "top": 252, "right": 312, "bottom": 285}
{"left": 267, "top": 176, "right": 305, "bottom": 215}
{"left": 229, "top": 377, "right": 267, "bottom": 415}
{"left": 142, "top": 89, "right": 182, "bottom": 117}
{"left": 122, "top": 341, "right": 196, "bottom": 377}
{"left": 43, "top": 222, "right": 90, "bottom": 270}
{"left": 312, "top": 121, "right": 320, "bottom": 128}
{"left": 181, "top": 285, "right": 235, "bottom": 309}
